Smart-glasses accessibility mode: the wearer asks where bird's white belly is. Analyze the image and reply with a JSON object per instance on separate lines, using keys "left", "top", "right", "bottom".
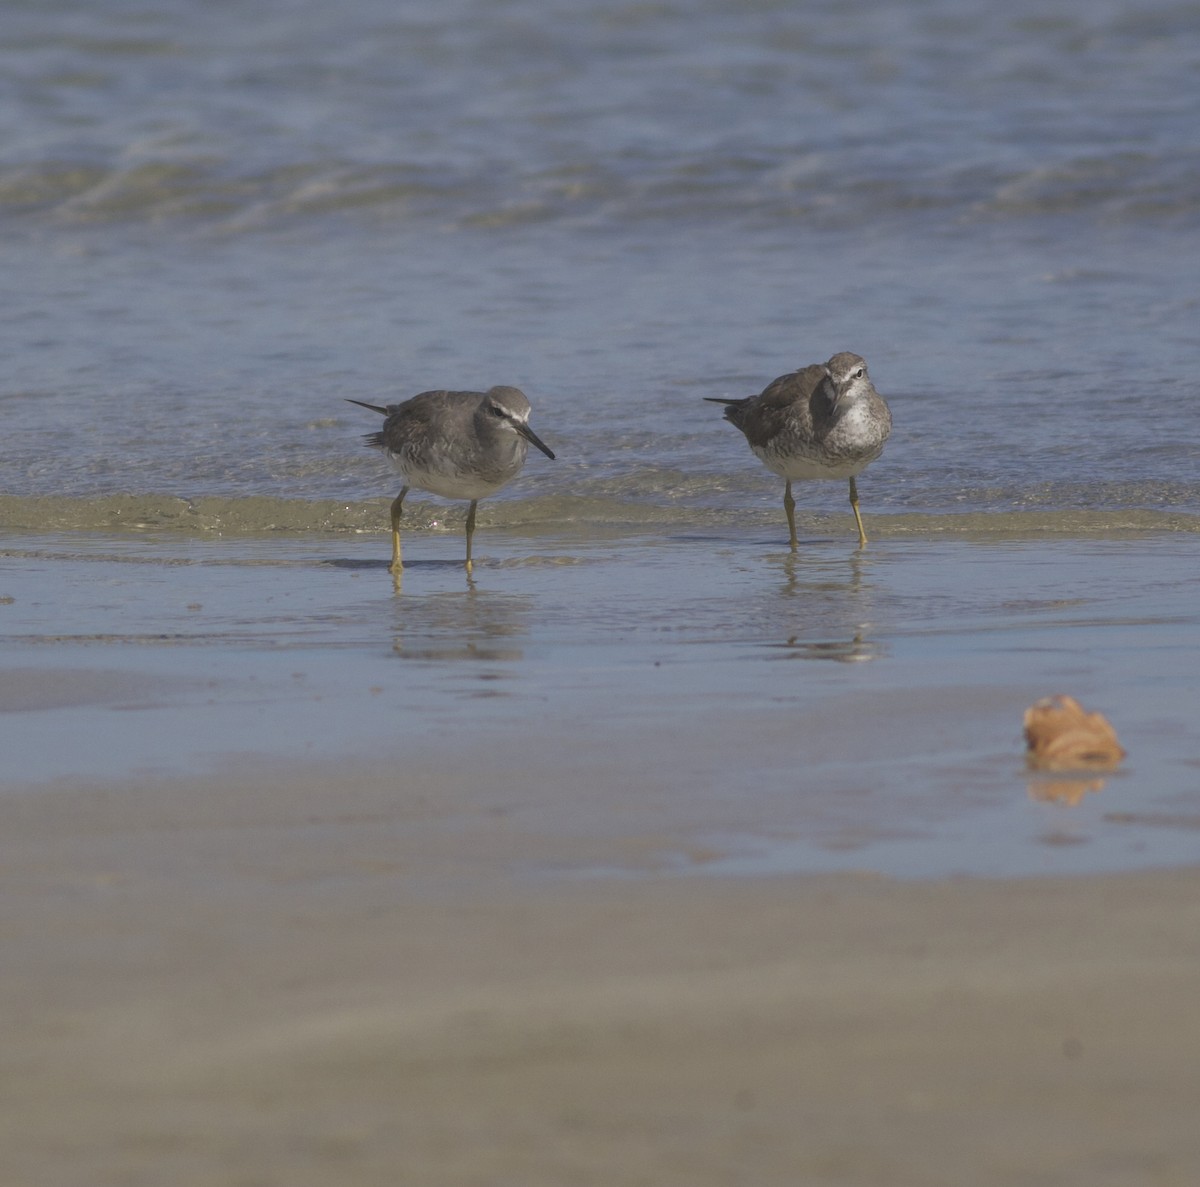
{"left": 754, "top": 445, "right": 879, "bottom": 481}
{"left": 388, "top": 449, "right": 517, "bottom": 500}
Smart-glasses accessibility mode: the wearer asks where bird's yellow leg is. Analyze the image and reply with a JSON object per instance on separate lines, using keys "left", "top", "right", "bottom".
{"left": 388, "top": 487, "right": 408, "bottom": 573}
{"left": 849, "top": 476, "right": 868, "bottom": 547}
{"left": 464, "top": 500, "right": 477, "bottom": 576}
{"left": 783, "top": 480, "right": 798, "bottom": 551}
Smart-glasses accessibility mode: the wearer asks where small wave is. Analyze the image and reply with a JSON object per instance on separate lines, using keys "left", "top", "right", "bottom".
{"left": 7, "top": 142, "right": 1200, "bottom": 233}
{"left": 978, "top": 152, "right": 1200, "bottom": 222}
{"left": 0, "top": 159, "right": 470, "bottom": 228}
{"left": 0, "top": 493, "right": 1196, "bottom": 539}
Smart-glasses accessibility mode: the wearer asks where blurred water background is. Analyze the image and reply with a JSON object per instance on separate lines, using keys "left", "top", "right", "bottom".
{"left": 2, "top": 0, "right": 1198, "bottom": 530}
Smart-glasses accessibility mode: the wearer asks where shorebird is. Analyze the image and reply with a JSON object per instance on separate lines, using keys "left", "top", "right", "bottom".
{"left": 706, "top": 351, "right": 891, "bottom": 548}
{"left": 347, "top": 385, "right": 555, "bottom": 575}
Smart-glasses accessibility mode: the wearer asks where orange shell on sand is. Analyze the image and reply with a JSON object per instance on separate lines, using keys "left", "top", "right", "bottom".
{"left": 1023, "top": 695, "right": 1126, "bottom": 772}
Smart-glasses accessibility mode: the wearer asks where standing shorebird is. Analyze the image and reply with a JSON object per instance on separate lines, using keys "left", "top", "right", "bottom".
{"left": 706, "top": 351, "right": 891, "bottom": 548}
{"left": 347, "top": 385, "right": 555, "bottom": 576}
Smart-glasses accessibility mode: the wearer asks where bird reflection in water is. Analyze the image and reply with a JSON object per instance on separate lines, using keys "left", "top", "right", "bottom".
{"left": 388, "top": 591, "right": 530, "bottom": 665}
{"left": 768, "top": 550, "right": 883, "bottom": 663}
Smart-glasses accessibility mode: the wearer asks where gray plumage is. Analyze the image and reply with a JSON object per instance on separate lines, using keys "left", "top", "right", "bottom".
{"left": 348, "top": 385, "right": 555, "bottom": 576}
{"left": 707, "top": 352, "right": 891, "bottom": 547}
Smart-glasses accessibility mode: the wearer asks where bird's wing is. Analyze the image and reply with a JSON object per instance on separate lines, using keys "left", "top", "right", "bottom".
{"left": 754, "top": 364, "right": 826, "bottom": 413}
{"left": 736, "top": 364, "right": 828, "bottom": 439}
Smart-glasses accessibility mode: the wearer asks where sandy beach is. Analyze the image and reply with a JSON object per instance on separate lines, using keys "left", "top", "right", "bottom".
{"left": 6, "top": 2, "right": 1200, "bottom": 1181}
{"left": 2, "top": 761, "right": 1199, "bottom": 1186}
{"left": 2, "top": 525, "right": 1199, "bottom": 1185}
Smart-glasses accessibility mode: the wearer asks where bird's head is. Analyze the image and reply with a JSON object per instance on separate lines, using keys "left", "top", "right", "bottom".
{"left": 482, "top": 386, "right": 556, "bottom": 459}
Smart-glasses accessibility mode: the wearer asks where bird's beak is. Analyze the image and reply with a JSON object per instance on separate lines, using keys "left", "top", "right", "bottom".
{"left": 824, "top": 372, "right": 845, "bottom": 408}
{"left": 517, "top": 422, "right": 556, "bottom": 460}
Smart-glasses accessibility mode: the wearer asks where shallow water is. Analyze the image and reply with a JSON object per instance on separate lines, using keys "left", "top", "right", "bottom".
{"left": 3, "top": 0, "right": 1200, "bottom": 519}
{"left": 2, "top": 526, "right": 1197, "bottom": 880}
{"left": 2, "top": 1, "right": 1198, "bottom": 880}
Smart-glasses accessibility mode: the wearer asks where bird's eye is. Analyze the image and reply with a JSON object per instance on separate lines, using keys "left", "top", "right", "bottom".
{"left": 853, "top": 368, "right": 864, "bottom": 379}
{"left": 487, "top": 403, "right": 506, "bottom": 418}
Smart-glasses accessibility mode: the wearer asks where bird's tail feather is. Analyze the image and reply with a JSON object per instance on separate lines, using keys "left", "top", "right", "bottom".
{"left": 704, "top": 394, "right": 748, "bottom": 428}
{"left": 345, "top": 398, "right": 390, "bottom": 416}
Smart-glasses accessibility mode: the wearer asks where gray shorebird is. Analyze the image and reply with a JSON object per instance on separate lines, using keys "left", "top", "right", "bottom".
{"left": 706, "top": 351, "right": 891, "bottom": 548}
{"left": 347, "top": 385, "right": 555, "bottom": 575}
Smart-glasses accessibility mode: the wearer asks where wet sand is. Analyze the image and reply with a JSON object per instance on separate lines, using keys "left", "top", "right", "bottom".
{"left": 2, "top": 526, "right": 1199, "bottom": 1182}
{"left": 3, "top": 527, "right": 1198, "bottom": 872}
{"left": 2, "top": 763, "right": 1199, "bottom": 1186}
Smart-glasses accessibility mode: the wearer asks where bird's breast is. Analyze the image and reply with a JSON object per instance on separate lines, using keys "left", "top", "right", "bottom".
{"left": 387, "top": 438, "right": 528, "bottom": 500}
